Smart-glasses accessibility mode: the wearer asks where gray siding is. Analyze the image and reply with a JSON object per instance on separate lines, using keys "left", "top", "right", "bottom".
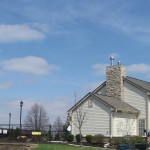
{"left": 71, "top": 97, "right": 110, "bottom": 136}
{"left": 124, "top": 81, "right": 146, "bottom": 118}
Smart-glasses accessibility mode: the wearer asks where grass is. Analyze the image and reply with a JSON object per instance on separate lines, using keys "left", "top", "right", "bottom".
{"left": 33, "top": 143, "right": 107, "bottom": 150}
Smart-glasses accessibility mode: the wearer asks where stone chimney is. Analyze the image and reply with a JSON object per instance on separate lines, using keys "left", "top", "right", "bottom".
{"left": 106, "top": 57, "right": 126, "bottom": 100}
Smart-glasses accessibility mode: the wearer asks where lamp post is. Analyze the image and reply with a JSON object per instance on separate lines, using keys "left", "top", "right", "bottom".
{"left": 9, "top": 112, "right": 11, "bottom": 132}
{"left": 20, "top": 101, "right": 23, "bottom": 134}
{"left": 49, "top": 125, "right": 51, "bottom": 141}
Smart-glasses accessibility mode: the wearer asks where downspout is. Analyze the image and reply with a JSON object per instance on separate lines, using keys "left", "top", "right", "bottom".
{"left": 110, "top": 111, "right": 113, "bottom": 138}
{"left": 110, "top": 109, "right": 117, "bottom": 138}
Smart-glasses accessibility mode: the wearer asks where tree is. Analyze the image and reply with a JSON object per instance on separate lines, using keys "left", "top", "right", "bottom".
{"left": 9, "top": 127, "right": 20, "bottom": 140}
{"left": 71, "top": 93, "right": 88, "bottom": 146}
{"left": 53, "top": 116, "right": 63, "bottom": 140}
{"left": 63, "top": 120, "right": 70, "bottom": 141}
{"left": 24, "top": 103, "right": 49, "bottom": 131}
{"left": 73, "top": 106, "right": 87, "bottom": 145}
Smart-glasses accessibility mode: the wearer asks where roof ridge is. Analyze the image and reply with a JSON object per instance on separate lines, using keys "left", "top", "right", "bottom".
{"left": 124, "top": 76, "right": 150, "bottom": 92}
{"left": 125, "top": 76, "right": 150, "bottom": 83}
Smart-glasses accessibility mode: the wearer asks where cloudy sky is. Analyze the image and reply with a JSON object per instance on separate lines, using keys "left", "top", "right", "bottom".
{"left": 0, "top": 0, "right": 150, "bottom": 125}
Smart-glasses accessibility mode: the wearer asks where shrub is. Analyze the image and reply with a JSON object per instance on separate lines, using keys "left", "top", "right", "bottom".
{"left": 86, "top": 135, "right": 93, "bottom": 143}
{"left": 124, "top": 135, "right": 146, "bottom": 144}
{"left": 31, "top": 135, "right": 42, "bottom": 142}
{"left": 62, "top": 132, "right": 68, "bottom": 141}
{"left": 15, "top": 128, "right": 20, "bottom": 138}
{"left": 54, "top": 132, "right": 65, "bottom": 141}
{"left": 92, "top": 134, "right": 105, "bottom": 144}
{"left": 133, "top": 136, "right": 146, "bottom": 144}
{"left": 123, "top": 135, "right": 133, "bottom": 144}
{"left": 76, "top": 134, "right": 82, "bottom": 142}
{"left": 17, "top": 136, "right": 27, "bottom": 142}
{"left": 55, "top": 133, "right": 60, "bottom": 141}
{"left": 9, "top": 128, "right": 16, "bottom": 140}
{"left": 46, "top": 133, "right": 53, "bottom": 141}
{"left": 111, "top": 137, "right": 124, "bottom": 145}
{"left": 67, "top": 134, "right": 74, "bottom": 142}
{"left": 111, "top": 136, "right": 146, "bottom": 145}
{"left": 135, "top": 143, "right": 148, "bottom": 150}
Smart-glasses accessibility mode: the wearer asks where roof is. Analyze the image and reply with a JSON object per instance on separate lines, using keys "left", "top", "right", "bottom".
{"left": 92, "top": 93, "right": 140, "bottom": 114}
{"left": 68, "top": 92, "right": 140, "bottom": 115}
{"left": 68, "top": 75, "right": 148, "bottom": 114}
{"left": 124, "top": 76, "right": 150, "bottom": 92}
{"left": 92, "top": 76, "right": 150, "bottom": 94}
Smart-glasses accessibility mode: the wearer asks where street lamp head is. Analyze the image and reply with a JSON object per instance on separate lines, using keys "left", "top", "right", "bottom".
{"left": 20, "top": 101, "right": 23, "bottom": 107}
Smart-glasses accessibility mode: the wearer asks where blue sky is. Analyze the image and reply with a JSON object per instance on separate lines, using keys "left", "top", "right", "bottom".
{"left": 0, "top": 0, "right": 150, "bottom": 125}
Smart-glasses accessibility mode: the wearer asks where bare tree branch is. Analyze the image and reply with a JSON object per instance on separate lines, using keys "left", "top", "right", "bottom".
{"left": 71, "top": 92, "right": 88, "bottom": 146}
{"left": 24, "top": 103, "right": 49, "bottom": 131}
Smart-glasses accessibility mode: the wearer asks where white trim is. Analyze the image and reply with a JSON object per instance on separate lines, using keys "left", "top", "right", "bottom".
{"left": 147, "top": 95, "right": 150, "bottom": 129}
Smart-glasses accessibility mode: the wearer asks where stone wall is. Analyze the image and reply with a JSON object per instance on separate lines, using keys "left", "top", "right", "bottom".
{"left": 106, "top": 65, "right": 126, "bottom": 100}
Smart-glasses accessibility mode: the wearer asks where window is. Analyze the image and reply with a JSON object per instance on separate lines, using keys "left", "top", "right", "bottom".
{"left": 88, "top": 99, "right": 93, "bottom": 108}
{"left": 139, "top": 119, "right": 145, "bottom": 136}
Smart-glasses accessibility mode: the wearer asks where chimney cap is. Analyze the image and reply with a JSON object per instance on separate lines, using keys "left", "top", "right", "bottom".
{"left": 118, "top": 61, "right": 121, "bottom": 65}
{"left": 110, "top": 56, "right": 114, "bottom": 60}
{"left": 110, "top": 56, "right": 114, "bottom": 66}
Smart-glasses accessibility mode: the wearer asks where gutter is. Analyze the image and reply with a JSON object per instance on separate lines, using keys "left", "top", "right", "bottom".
{"left": 110, "top": 109, "right": 117, "bottom": 138}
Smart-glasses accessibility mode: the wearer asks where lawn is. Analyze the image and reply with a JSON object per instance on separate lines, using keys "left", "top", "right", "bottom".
{"left": 33, "top": 144, "right": 108, "bottom": 150}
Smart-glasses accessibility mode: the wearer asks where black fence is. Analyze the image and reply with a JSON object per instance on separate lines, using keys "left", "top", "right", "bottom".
{"left": 0, "top": 124, "right": 69, "bottom": 141}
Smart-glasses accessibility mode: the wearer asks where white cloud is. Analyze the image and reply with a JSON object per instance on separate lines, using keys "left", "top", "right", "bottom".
{"left": 32, "top": 23, "right": 49, "bottom": 33}
{"left": 47, "top": 98, "right": 71, "bottom": 123}
{"left": 80, "top": 81, "right": 103, "bottom": 95}
{"left": 0, "top": 24, "right": 45, "bottom": 42}
{"left": 1, "top": 1, "right": 150, "bottom": 42}
{"left": 92, "top": 63, "right": 150, "bottom": 78}
{"left": 127, "top": 63, "right": 150, "bottom": 74}
{"left": 6, "top": 97, "right": 71, "bottom": 124}
{"left": 92, "top": 63, "right": 150, "bottom": 79}
{"left": 92, "top": 64, "right": 107, "bottom": 76}
{"left": 0, "top": 82, "right": 13, "bottom": 89}
{"left": 0, "top": 56, "right": 60, "bottom": 75}
{"left": 88, "top": 82, "right": 103, "bottom": 91}
{"left": 103, "top": 18, "right": 150, "bottom": 42}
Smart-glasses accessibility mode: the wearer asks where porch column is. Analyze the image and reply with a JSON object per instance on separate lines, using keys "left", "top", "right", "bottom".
{"left": 147, "top": 94, "right": 150, "bottom": 129}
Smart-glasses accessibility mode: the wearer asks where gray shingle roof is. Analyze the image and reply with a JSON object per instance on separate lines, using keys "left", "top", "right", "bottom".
{"left": 93, "top": 76, "right": 150, "bottom": 94}
{"left": 69, "top": 76, "right": 148, "bottom": 114}
{"left": 124, "top": 76, "right": 150, "bottom": 92}
{"left": 92, "top": 93, "right": 140, "bottom": 114}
